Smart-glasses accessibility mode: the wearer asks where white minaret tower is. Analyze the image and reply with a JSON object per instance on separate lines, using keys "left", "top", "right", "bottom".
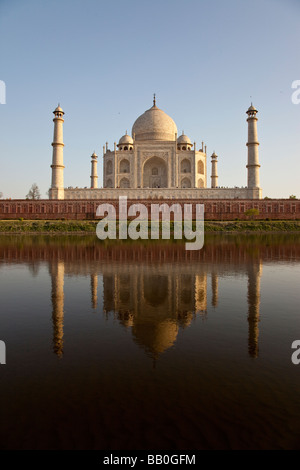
{"left": 211, "top": 152, "right": 218, "bottom": 188}
{"left": 246, "top": 104, "right": 260, "bottom": 189}
{"left": 90, "top": 151, "right": 98, "bottom": 189}
{"left": 50, "top": 105, "right": 65, "bottom": 199}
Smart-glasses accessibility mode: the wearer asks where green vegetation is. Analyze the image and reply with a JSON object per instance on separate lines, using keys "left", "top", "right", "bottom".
{"left": 204, "top": 220, "right": 300, "bottom": 232}
{"left": 0, "top": 219, "right": 299, "bottom": 234}
{"left": 0, "top": 220, "right": 96, "bottom": 233}
{"left": 245, "top": 208, "right": 260, "bottom": 220}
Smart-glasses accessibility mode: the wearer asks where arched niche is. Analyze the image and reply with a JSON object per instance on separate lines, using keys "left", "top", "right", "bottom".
{"left": 181, "top": 159, "right": 191, "bottom": 173}
{"left": 120, "top": 177, "right": 130, "bottom": 188}
{"left": 120, "top": 159, "right": 130, "bottom": 173}
{"left": 197, "top": 160, "right": 204, "bottom": 174}
{"left": 181, "top": 177, "right": 191, "bottom": 188}
{"left": 106, "top": 160, "right": 113, "bottom": 175}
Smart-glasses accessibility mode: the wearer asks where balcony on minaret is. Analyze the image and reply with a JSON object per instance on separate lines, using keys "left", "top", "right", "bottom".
{"left": 53, "top": 105, "right": 64, "bottom": 119}
{"left": 246, "top": 104, "right": 258, "bottom": 118}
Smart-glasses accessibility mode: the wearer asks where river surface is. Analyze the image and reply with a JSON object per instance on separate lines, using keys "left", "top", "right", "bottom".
{"left": 0, "top": 234, "right": 299, "bottom": 450}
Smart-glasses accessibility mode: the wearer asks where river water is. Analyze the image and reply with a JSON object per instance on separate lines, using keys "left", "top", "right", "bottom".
{"left": 0, "top": 234, "right": 299, "bottom": 449}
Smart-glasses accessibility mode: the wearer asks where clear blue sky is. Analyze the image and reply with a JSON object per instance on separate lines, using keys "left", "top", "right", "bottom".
{"left": 0, "top": 0, "right": 299, "bottom": 199}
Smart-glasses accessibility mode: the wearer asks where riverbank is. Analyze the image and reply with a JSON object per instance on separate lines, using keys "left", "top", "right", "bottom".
{"left": 0, "top": 219, "right": 300, "bottom": 234}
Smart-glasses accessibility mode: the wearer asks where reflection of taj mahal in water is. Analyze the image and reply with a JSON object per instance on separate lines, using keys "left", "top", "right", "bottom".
{"left": 49, "top": 254, "right": 262, "bottom": 361}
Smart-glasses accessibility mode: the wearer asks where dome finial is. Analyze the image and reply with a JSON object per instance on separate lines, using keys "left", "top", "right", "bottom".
{"left": 153, "top": 93, "right": 156, "bottom": 107}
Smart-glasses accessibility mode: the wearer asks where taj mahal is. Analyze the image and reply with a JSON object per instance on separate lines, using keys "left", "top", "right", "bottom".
{"left": 49, "top": 96, "right": 262, "bottom": 200}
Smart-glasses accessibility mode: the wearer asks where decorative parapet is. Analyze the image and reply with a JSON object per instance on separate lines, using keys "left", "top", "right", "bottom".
{"left": 63, "top": 187, "right": 262, "bottom": 200}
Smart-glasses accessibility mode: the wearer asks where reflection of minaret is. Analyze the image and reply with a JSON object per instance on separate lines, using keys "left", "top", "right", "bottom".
{"left": 50, "top": 260, "right": 65, "bottom": 358}
{"left": 211, "top": 272, "right": 219, "bottom": 307}
{"left": 247, "top": 262, "right": 262, "bottom": 358}
{"left": 91, "top": 273, "right": 98, "bottom": 310}
{"left": 195, "top": 273, "right": 207, "bottom": 313}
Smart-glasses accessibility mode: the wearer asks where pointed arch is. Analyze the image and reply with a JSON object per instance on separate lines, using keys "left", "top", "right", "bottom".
{"left": 181, "top": 177, "right": 191, "bottom": 188}
{"left": 197, "top": 160, "right": 204, "bottom": 174}
{"left": 181, "top": 159, "right": 191, "bottom": 173}
{"left": 120, "top": 159, "right": 130, "bottom": 173}
{"left": 120, "top": 177, "right": 130, "bottom": 188}
{"left": 106, "top": 160, "right": 113, "bottom": 175}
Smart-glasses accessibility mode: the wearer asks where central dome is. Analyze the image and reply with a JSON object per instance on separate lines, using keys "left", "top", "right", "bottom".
{"left": 132, "top": 103, "right": 177, "bottom": 141}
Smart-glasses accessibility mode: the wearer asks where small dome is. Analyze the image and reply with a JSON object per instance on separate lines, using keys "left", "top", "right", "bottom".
{"left": 247, "top": 104, "right": 258, "bottom": 113}
{"left": 53, "top": 105, "right": 64, "bottom": 114}
{"left": 118, "top": 133, "right": 133, "bottom": 145}
{"left": 91, "top": 152, "right": 98, "bottom": 158}
{"left": 177, "top": 132, "right": 191, "bottom": 145}
{"left": 211, "top": 152, "right": 218, "bottom": 158}
{"left": 132, "top": 102, "right": 177, "bottom": 141}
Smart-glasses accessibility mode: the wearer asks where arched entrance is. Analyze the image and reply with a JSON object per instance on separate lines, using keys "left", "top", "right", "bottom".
{"left": 143, "top": 156, "right": 168, "bottom": 188}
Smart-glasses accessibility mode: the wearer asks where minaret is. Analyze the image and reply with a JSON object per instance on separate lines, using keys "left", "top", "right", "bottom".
{"left": 246, "top": 104, "right": 260, "bottom": 188}
{"left": 90, "top": 152, "right": 98, "bottom": 189}
{"left": 211, "top": 152, "right": 218, "bottom": 188}
{"left": 50, "top": 105, "right": 65, "bottom": 199}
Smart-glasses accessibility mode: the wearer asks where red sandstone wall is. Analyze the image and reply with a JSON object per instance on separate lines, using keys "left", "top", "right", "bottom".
{"left": 0, "top": 199, "right": 299, "bottom": 220}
